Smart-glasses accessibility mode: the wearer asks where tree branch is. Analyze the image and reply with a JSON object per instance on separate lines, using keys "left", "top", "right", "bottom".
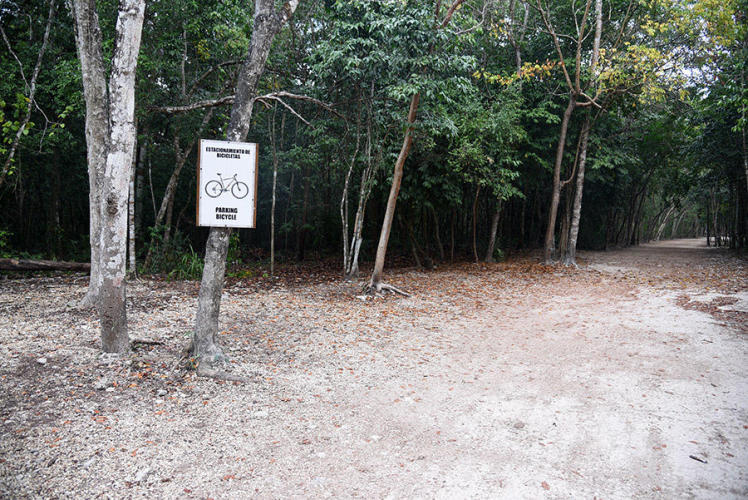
{"left": 256, "top": 97, "right": 310, "bottom": 125}
{"left": 0, "top": 0, "right": 56, "bottom": 191}
{"left": 440, "top": 0, "right": 466, "bottom": 28}
{"left": 254, "top": 91, "right": 342, "bottom": 119}
{"left": 152, "top": 95, "right": 236, "bottom": 114}
{"left": 536, "top": 0, "right": 574, "bottom": 92}
{"left": 187, "top": 59, "right": 242, "bottom": 97}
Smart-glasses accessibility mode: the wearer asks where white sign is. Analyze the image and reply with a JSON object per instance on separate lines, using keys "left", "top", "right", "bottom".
{"left": 197, "top": 139, "right": 258, "bottom": 228}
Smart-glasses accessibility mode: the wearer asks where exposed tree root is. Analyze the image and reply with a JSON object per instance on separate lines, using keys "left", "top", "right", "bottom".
{"left": 562, "top": 258, "right": 579, "bottom": 268}
{"left": 131, "top": 338, "right": 164, "bottom": 346}
{"left": 364, "top": 281, "right": 411, "bottom": 297}
{"left": 180, "top": 341, "right": 250, "bottom": 383}
{"left": 195, "top": 364, "right": 250, "bottom": 383}
{"left": 78, "top": 292, "right": 97, "bottom": 309}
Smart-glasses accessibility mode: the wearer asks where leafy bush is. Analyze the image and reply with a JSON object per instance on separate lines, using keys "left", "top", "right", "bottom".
{"left": 0, "top": 229, "right": 12, "bottom": 258}
{"left": 168, "top": 247, "right": 204, "bottom": 280}
{"left": 143, "top": 225, "right": 203, "bottom": 280}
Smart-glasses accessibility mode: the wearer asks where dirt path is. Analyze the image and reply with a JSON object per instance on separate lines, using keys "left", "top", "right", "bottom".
{"left": 1, "top": 239, "right": 746, "bottom": 498}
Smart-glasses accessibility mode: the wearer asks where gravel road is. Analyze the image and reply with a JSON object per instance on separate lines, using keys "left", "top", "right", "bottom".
{"left": 0, "top": 238, "right": 745, "bottom": 498}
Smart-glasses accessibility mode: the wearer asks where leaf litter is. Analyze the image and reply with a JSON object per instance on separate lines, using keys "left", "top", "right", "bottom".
{"left": 0, "top": 239, "right": 745, "bottom": 498}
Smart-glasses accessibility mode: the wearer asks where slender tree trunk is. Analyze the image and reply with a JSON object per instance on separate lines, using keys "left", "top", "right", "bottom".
{"left": 472, "top": 184, "right": 480, "bottom": 263}
{"left": 403, "top": 215, "right": 423, "bottom": 269}
{"left": 450, "top": 209, "right": 455, "bottom": 262}
{"left": 655, "top": 205, "right": 675, "bottom": 241}
{"left": 564, "top": 114, "right": 591, "bottom": 265}
{"left": 365, "top": 1, "right": 463, "bottom": 290}
{"left": 269, "top": 107, "right": 284, "bottom": 276}
{"left": 346, "top": 163, "right": 372, "bottom": 279}
{"left": 485, "top": 201, "right": 502, "bottom": 262}
{"left": 345, "top": 89, "right": 375, "bottom": 279}
{"left": 340, "top": 103, "right": 361, "bottom": 276}
{"left": 163, "top": 188, "right": 176, "bottom": 245}
{"left": 732, "top": 181, "right": 739, "bottom": 248}
{"left": 297, "top": 166, "right": 310, "bottom": 261}
{"left": 128, "top": 136, "right": 137, "bottom": 275}
{"left": 741, "top": 67, "right": 747, "bottom": 195}
{"left": 368, "top": 92, "right": 419, "bottom": 291}
{"left": 706, "top": 198, "right": 711, "bottom": 246}
{"left": 543, "top": 95, "right": 576, "bottom": 263}
{"left": 430, "top": 205, "right": 445, "bottom": 262}
{"left": 191, "top": 0, "right": 299, "bottom": 373}
{"left": 558, "top": 186, "right": 572, "bottom": 258}
{"left": 712, "top": 191, "right": 719, "bottom": 245}
{"left": 134, "top": 142, "right": 145, "bottom": 253}
{"left": 284, "top": 170, "right": 294, "bottom": 253}
{"left": 631, "top": 188, "right": 648, "bottom": 245}
{"left": 671, "top": 211, "right": 685, "bottom": 239}
{"left": 145, "top": 109, "right": 214, "bottom": 268}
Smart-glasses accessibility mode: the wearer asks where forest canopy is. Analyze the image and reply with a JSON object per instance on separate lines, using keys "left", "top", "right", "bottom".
{"left": 0, "top": 0, "right": 745, "bottom": 272}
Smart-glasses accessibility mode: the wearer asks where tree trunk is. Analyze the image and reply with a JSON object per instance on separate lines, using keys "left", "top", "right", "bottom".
{"left": 71, "top": 0, "right": 109, "bottom": 308}
{"left": 270, "top": 107, "right": 284, "bottom": 276}
{"left": 72, "top": 0, "right": 145, "bottom": 353}
{"left": 363, "top": 2, "right": 464, "bottom": 287}
{"left": 485, "top": 201, "right": 502, "bottom": 262}
{"left": 145, "top": 109, "right": 214, "bottom": 268}
{"left": 340, "top": 103, "right": 361, "bottom": 277}
{"left": 96, "top": 0, "right": 146, "bottom": 353}
{"left": 430, "top": 204, "right": 445, "bottom": 262}
{"left": 284, "top": 169, "right": 294, "bottom": 253}
{"left": 345, "top": 163, "right": 372, "bottom": 279}
{"left": 345, "top": 89, "right": 376, "bottom": 279}
{"left": 368, "top": 92, "right": 420, "bottom": 291}
{"left": 564, "top": 114, "right": 591, "bottom": 265}
{"left": 472, "top": 184, "right": 481, "bottom": 263}
{"left": 706, "top": 197, "right": 711, "bottom": 246}
{"left": 543, "top": 95, "right": 576, "bottom": 263}
{"left": 712, "top": 191, "right": 720, "bottom": 245}
{"left": 191, "top": 0, "right": 299, "bottom": 373}
{"left": 48, "top": 158, "right": 62, "bottom": 258}
{"left": 558, "top": 185, "right": 572, "bottom": 258}
{"left": 450, "top": 209, "right": 455, "bottom": 262}
{"left": 655, "top": 205, "right": 675, "bottom": 241}
{"left": 671, "top": 211, "right": 685, "bottom": 239}
{"left": 631, "top": 187, "right": 648, "bottom": 246}
{"left": 128, "top": 137, "right": 137, "bottom": 275}
{"left": 134, "top": 141, "right": 145, "bottom": 257}
{"left": 297, "top": 166, "right": 310, "bottom": 261}
{"left": 519, "top": 197, "right": 526, "bottom": 249}
{"left": 404, "top": 215, "right": 423, "bottom": 269}
{"left": 741, "top": 67, "right": 747, "bottom": 195}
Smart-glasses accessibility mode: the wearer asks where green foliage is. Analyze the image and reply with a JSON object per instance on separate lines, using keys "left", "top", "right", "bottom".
{"left": 0, "top": 229, "right": 12, "bottom": 258}
{"left": 143, "top": 226, "right": 203, "bottom": 280}
{"left": 447, "top": 89, "right": 525, "bottom": 201}
{"left": 227, "top": 232, "right": 242, "bottom": 268}
{"left": 0, "top": 0, "right": 744, "bottom": 263}
{"left": 168, "top": 247, "right": 204, "bottom": 281}
{"left": 492, "top": 247, "right": 505, "bottom": 262}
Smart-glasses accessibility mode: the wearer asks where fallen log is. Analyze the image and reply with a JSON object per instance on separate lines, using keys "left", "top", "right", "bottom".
{"left": 0, "top": 258, "right": 91, "bottom": 272}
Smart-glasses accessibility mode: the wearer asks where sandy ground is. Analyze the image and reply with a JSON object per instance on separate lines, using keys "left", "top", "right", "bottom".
{"left": 0, "top": 238, "right": 746, "bottom": 499}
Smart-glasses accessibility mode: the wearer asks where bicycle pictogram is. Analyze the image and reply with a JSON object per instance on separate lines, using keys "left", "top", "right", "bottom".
{"left": 204, "top": 173, "right": 249, "bottom": 199}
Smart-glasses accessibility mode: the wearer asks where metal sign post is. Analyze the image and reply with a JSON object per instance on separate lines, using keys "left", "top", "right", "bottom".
{"left": 196, "top": 139, "right": 258, "bottom": 228}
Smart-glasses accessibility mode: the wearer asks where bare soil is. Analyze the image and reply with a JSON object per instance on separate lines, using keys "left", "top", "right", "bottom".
{"left": 0, "top": 238, "right": 746, "bottom": 499}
